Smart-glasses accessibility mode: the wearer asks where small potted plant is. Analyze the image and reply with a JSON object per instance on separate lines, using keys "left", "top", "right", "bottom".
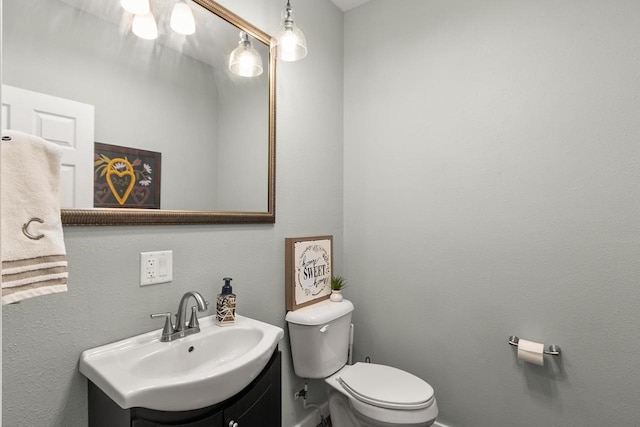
{"left": 330, "top": 276, "right": 347, "bottom": 302}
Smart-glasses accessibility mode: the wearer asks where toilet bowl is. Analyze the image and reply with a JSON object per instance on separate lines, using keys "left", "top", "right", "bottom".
{"left": 285, "top": 299, "right": 438, "bottom": 427}
{"left": 326, "top": 363, "right": 438, "bottom": 427}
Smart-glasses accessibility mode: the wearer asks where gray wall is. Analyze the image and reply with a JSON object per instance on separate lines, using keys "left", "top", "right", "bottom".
{"left": 215, "top": 56, "right": 270, "bottom": 212}
{"left": 2, "top": 1, "right": 343, "bottom": 426}
{"left": 344, "top": 0, "right": 640, "bottom": 426}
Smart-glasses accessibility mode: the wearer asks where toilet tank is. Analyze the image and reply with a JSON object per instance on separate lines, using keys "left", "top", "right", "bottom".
{"left": 285, "top": 299, "right": 354, "bottom": 378}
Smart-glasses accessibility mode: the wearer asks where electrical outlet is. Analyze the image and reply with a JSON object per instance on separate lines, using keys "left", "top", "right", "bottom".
{"left": 140, "top": 251, "right": 173, "bottom": 286}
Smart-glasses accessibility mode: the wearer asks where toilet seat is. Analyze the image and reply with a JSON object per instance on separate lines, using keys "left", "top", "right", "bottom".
{"left": 336, "top": 363, "right": 435, "bottom": 410}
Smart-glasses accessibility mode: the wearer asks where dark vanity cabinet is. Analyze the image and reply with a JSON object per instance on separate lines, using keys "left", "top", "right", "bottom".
{"left": 88, "top": 350, "right": 281, "bottom": 427}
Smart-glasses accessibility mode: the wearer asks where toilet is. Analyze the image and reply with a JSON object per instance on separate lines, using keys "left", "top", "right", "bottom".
{"left": 286, "top": 299, "right": 438, "bottom": 427}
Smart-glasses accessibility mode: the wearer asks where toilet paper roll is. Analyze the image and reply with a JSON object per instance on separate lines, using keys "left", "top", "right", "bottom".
{"left": 517, "top": 339, "right": 545, "bottom": 366}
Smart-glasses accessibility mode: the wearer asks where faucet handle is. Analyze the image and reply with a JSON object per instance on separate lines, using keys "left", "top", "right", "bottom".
{"left": 150, "top": 312, "right": 175, "bottom": 340}
{"left": 188, "top": 306, "right": 201, "bottom": 330}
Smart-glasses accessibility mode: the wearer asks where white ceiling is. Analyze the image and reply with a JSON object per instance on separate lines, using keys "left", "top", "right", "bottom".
{"left": 330, "top": 0, "right": 370, "bottom": 12}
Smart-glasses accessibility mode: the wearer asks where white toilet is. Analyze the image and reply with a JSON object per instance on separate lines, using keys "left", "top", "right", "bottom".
{"left": 286, "top": 299, "right": 438, "bottom": 427}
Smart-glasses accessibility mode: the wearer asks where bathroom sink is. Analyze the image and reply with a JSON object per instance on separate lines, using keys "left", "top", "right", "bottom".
{"left": 79, "top": 315, "right": 284, "bottom": 411}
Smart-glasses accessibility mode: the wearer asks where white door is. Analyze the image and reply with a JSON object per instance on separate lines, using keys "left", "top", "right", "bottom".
{"left": 1, "top": 84, "right": 95, "bottom": 208}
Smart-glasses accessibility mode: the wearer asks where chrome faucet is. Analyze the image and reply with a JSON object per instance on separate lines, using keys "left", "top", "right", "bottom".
{"left": 151, "top": 291, "right": 208, "bottom": 342}
{"left": 176, "top": 291, "right": 208, "bottom": 333}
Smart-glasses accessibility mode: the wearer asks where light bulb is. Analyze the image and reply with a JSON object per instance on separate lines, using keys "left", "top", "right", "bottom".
{"left": 132, "top": 12, "right": 158, "bottom": 40}
{"left": 280, "top": 30, "right": 298, "bottom": 57}
{"left": 237, "top": 52, "right": 257, "bottom": 77}
{"left": 170, "top": 2, "right": 196, "bottom": 35}
{"left": 121, "top": 0, "right": 150, "bottom": 15}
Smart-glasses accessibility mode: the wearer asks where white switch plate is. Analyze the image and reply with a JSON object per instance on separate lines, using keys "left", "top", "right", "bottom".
{"left": 140, "top": 251, "right": 173, "bottom": 286}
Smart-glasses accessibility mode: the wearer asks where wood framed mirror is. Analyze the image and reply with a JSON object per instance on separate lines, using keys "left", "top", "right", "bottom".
{"left": 2, "top": 0, "right": 275, "bottom": 225}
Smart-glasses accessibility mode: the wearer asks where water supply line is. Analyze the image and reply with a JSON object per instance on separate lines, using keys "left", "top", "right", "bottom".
{"left": 348, "top": 323, "right": 354, "bottom": 365}
{"left": 295, "top": 381, "right": 328, "bottom": 425}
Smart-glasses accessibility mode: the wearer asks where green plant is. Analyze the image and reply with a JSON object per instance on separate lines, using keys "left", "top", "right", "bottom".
{"left": 331, "top": 276, "right": 347, "bottom": 291}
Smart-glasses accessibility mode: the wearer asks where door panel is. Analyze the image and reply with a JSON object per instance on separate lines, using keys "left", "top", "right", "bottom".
{"left": 2, "top": 84, "right": 95, "bottom": 208}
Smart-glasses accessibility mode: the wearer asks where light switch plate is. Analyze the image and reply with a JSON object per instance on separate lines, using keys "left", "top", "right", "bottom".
{"left": 140, "top": 251, "right": 173, "bottom": 286}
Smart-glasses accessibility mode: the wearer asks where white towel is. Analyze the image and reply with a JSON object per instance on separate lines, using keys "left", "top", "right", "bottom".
{"left": 1, "top": 129, "right": 68, "bottom": 304}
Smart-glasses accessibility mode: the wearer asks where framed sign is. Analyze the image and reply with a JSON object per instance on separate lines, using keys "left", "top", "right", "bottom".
{"left": 285, "top": 236, "right": 333, "bottom": 311}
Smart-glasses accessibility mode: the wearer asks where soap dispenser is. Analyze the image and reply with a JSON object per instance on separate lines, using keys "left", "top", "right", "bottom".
{"left": 216, "top": 277, "right": 236, "bottom": 326}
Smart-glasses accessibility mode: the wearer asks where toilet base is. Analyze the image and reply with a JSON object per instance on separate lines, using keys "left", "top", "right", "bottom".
{"left": 327, "top": 389, "right": 437, "bottom": 427}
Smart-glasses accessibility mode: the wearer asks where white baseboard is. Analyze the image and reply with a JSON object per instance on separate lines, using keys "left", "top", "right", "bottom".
{"left": 292, "top": 404, "right": 451, "bottom": 427}
{"left": 292, "top": 402, "right": 330, "bottom": 427}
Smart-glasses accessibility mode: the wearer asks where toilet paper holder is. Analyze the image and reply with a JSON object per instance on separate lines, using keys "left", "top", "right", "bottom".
{"left": 508, "top": 335, "right": 561, "bottom": 356}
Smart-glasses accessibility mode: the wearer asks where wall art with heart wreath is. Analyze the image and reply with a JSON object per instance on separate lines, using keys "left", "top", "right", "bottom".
{"left": 94, "top": 143, "right": 161, "bottom": 209}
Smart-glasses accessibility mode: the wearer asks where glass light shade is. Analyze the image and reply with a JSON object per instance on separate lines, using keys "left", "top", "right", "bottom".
{"left": 272, "top": 1, "right": 307, "bottom": 62}
{"left": 121, "top": 0, "right": 150, "bottom": 15}
{"left": 132, "top": 12, "right": 158, "bottom": 40}
{"left": 170, "top": 2, "right": 196, "bottom": 35}
{"left": 229, "top": 35, "right": 264, "bottom": 77}
{"left": 229, "top": 45, "right": 263, "bottom": 77}
{"left": 273, "top": 25, "right": 307, "bottom": 62}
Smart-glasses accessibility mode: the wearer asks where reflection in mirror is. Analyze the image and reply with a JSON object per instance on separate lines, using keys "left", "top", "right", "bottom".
{"left": 2, "top": 0, "right": 275, "bottom": 224}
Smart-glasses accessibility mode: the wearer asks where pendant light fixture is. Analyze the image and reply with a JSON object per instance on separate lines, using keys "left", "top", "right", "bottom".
{"left": 170, "top": 1, "right": 196, "bottom": 35}
{"left": 121, "top": 0, "right": 150, "bottom": 15}
{"left": 229, "top": 31, "right": 264, "bottom": 77}
{"left": 272, "top": 0, "right": 307, "bottom": 62}
{"left": 132, "top": 12, "right": 158, "bottom": 40}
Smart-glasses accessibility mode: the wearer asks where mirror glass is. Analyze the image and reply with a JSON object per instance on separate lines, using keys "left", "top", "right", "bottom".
{"left": 2, "top": 0, "right": 275, "bottom": 224}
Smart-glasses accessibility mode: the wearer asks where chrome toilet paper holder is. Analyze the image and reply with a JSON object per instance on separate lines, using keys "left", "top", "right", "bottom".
{"left": 508, "top": 335, "right": 561, "bottom": 356}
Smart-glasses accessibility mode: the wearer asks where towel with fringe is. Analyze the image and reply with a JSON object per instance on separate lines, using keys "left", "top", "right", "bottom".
{"left": 1, "top": 129, "right": 68, "bottom": 304}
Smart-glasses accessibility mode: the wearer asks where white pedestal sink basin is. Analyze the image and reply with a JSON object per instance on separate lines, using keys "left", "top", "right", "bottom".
{"left": 79, "top": 314, "right": 284, "bottom": 411}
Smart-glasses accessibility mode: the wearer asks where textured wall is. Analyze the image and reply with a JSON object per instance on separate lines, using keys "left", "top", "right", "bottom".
{"left": 344, "top": 0, "right": 640, "bottom": 426}
{"left": 2, "top": 0, "right": 344, "bottom": 426}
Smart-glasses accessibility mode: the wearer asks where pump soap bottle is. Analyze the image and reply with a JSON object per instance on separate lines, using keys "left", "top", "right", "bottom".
{"left": 216, "top": 277, "right": 236, "bottom": 326}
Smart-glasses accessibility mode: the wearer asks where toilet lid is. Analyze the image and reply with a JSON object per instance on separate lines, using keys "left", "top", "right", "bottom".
{"left": 337, "top": 363, "right": 434, "bottom": 410}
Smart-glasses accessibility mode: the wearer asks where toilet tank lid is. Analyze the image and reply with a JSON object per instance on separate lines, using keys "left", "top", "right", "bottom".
{"left": 286, "top": 299, "right": 354, "bottom": 325}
